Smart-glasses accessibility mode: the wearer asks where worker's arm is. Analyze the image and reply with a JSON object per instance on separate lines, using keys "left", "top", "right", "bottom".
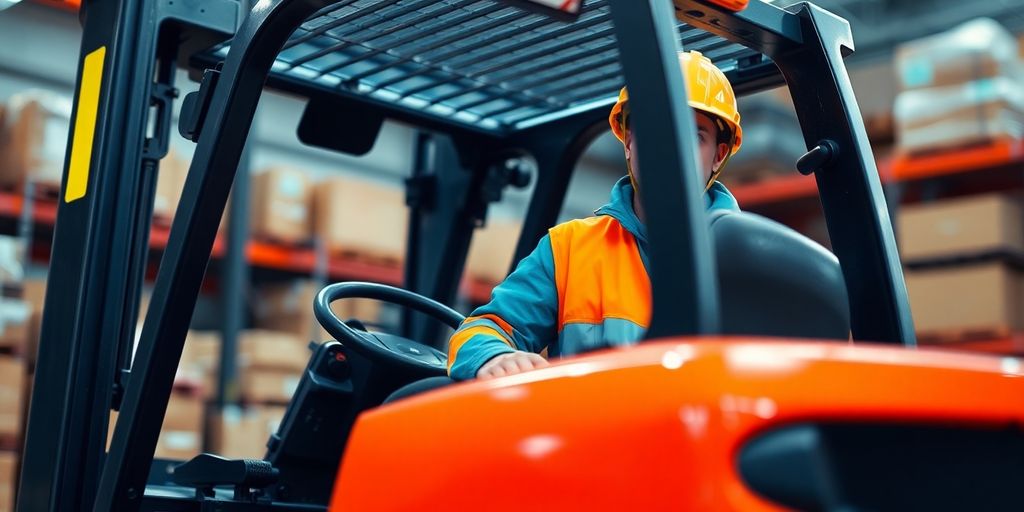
{"left": 448, "top": 234, "right": 558, "bottom": 380}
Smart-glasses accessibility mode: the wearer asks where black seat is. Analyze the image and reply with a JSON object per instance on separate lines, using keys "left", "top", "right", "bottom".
{"left": 709, "top": 209, "right": 849, "bottom": 340}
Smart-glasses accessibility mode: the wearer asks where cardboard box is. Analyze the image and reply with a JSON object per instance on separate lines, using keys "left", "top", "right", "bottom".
{"left": 0, "top": 298, "right": 29, "bottom": 354}
{"left": 210, "top": 404, "right": 287, "bottom": 460}
{"left": 894, "top": 77, "right": 1024, "bottom": 154}
{"left": 905, "top": 262, "right": 1024, "bottom": 336}
{"left": 466, "top": 221, "right": 523, "bottom": 284}
{"left": 253, "top": 280, "right": 382, "bottom": 339}
{"left": 895, "top": 18, "right": 1020, "bottom": 92}
{"left": 240, "top": 368, "right": 302, "bottom": 404}
{"left": 253, "top": 281, "right": 319, "bottom": 339}
{"left": 250, "top": 168, "right": 311, "bottom": 244}
{"left": 176, "top": 330, "right": 220, "bottom": 398}
{"left": 897, "top": 112, "right": 1023, "bottom": 155}
{"left": 153, "top": 151, "right": 188, "bottom": 222}
{"left": 107, "top": 410, "right": 118, "bottom": 451}
{"left": 154, "top": 392, "right": 204, "bottom": 460}
{"left": 23, "top": 279, "right": 46, "bottom": 371}
{"left": 0, "top": 451, "right": 16, "bottom": 512}
{"left": 0, "top": 92, "right": 72, "bottom": 188}
{"left": 180, "top": 330, "right": 221, "bottom": 372}
{"left": 312, "top": 176, "right": 407, "bottom": 261}
{"left": 239, "top": 330, "right": 310, "bottom": 373}
{"left": 0, "top": 358, "right": 23, "bottom": 439}
{"left": 0, "top": 237, "right": 23, "bottom": 286}
{"left": 898, "top": 194, "right": 1024, "bottom": 262}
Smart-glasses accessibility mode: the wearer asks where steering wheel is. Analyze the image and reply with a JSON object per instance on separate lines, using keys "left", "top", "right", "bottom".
{"left": 314, "top": 282, "right": 465, "bottom": 377}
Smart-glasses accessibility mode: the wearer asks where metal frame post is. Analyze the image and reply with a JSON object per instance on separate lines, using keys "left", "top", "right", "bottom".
{"left": 404, "top": 132, "right": 491, "bottom": 341}
{"left": 94, "top": 1, "right": 330, "bottom": 509}
{"left": 20, "top": 0, "right": 238, "bottom": 508}
{"left": 215, "top": 143, "right": 252, "bottom": 414}
{"left": 607, "top": 0, "right": 721, "bottom": 338}
{"left": 767, "top": 3, "right": 915, "bottom": 345}
{"left": 673, "top": 0, "right": 915, "bottom": 344}
{"left": 19, "top": 1, "right": 169, "bottom": 509}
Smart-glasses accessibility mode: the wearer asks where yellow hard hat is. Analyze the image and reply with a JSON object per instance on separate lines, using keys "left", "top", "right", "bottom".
{"left": 608, "top": 50, "right": 743, "bottom": 155}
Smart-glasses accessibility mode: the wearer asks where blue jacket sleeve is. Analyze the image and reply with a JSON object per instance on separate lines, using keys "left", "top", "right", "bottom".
{"left": 447, "top": 234, "right": 558, "bottom": 380}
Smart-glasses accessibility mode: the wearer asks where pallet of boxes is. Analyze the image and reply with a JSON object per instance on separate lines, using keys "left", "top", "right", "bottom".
{"left": 893, "top": 18, "right": 1024, "bottom": 157}
{"left": 0, "top": 237, "right": 46, "bottom": 512}
{"left": 250, "top": 166, "right": 410, "bottom": 263}
{"left": 309, "top": 173, "right": 406, "bottom": 330}
{"left": 893, "top": 19, "right": 1024, "bottom": 349}
{"left": 311, "top": 174, "right": 407, "bottom": 268}
{"left": 250, "top": 167, "right": 313, "bottom": 247}
{"left": 170, "top": 328, "right": 310, "bottom": 461}
{"left": 465, "top": 219, "right": 523, "bottom": 297}
{"left": 900, "top": 194, "right": 1024, "bottom": 347}
{"left": 206, "top": 329, "right": 309, "bottom": 460}
{"left": 100, "top": 296, "right": 208, "bottom": 464}
{"left": 0, "top": 90, "right": 71, "bottom": 196}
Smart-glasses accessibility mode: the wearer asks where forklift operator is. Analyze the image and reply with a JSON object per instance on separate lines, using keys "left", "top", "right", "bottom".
{"left": 450, "top": 50, "right": 744, "bottom": 381}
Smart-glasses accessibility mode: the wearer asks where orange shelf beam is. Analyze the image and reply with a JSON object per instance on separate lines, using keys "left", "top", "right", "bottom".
{"left": 0, "top": 191, "right": 493, "bottom": 300}
{"left": 884, "top": 139, "right": 1024, "bottom": 182}
{"left": 728, "top": 174, "right": 819, "bottom": 208}
{"left": 462, "top": 278, "right": 495, "bottom": 305}
{"left": 922, "top": 334, "right": 1024, "bottom": 356}
{"left": 32, "top": 0, "right": 80, "bottom": 11}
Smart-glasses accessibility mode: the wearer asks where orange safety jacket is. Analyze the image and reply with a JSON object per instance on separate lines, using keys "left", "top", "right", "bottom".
{"left": 447, "top": 177, "right": 739, "bottom": 380}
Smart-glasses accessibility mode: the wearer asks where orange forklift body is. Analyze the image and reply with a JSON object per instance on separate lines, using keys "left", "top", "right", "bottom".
{"left": 331, "top": 339, "right": 1024, "bottom": 510}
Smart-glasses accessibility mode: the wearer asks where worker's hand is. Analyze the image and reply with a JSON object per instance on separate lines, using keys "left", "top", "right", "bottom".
{"left": 477, "top": 351, "right": 550, "bottom": 380}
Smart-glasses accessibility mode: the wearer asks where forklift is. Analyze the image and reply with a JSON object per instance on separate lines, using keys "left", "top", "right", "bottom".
{"left": 17, "top": 0, "right": 1024, "bottom": 510}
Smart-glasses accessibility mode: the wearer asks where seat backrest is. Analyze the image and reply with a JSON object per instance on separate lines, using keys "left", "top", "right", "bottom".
{"left": 709, "top": 210, "right": 850, "bottom": 340}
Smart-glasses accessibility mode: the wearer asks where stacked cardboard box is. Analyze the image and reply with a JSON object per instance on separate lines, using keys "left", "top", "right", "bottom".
{"left": 106, "top": 393, "right": 205, "bottom": 462}
{"left": 152, "top": 150, "right": 189, "bottom": 224}
{"left": 177, "top": 330, "right": 221, "bottom": 398}
{"left": 0, "top": 91, "right": 72, "bottom": 190}
{"left": 250, "top": 167, "right": 312, "bottom": 244}
{"left": 200, "top": 330, "right": 307, "bottom": 459}
{"left": 0, "top": 243, "right": 35, "bottom": 507}
{"left": 0, "top": 451, "right": 15, "bottom": 512}
{"left": 312, "top": 176, "right": 407, "bottom": 262}
{"left": 178, "top": 328, "right": 313, "bottom": 404}
{"left": 22, "top": 279, "right": 45, "bottom": 373}
{"left": 238, "top": 330, "right": 309, "bottom": 404}
{"left": 154, "top": 392, "right": 205, "bottom": 460}
{"left": 210, "top": 404, "right": 287, "bottom": 460}
{"left": 894, "top": 18, "right": 1024, "bottom": 154}
{"left": 253, "top": 279, "right": 383, "bottom": 339}
{"left": 465, "top": 221, "right": 523, "bottom": 286}
{"left": 0, "top": 357, "right": 23, "bottom": 442}
{"left": 0, "top": 352, "right": 26, "bottom": 508}
{"left": 899, "top": 194, "right": 1024, "bottom": 340}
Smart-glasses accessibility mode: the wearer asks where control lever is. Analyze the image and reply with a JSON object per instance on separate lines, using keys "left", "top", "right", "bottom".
{"left": 172, "top": 453, "right": 279, "bottom": 502}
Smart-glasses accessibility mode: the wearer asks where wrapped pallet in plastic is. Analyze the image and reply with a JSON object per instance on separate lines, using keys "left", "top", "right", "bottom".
{"left": 894, "top": 18, "right": 1024, "bottom": 154}
{"left": 894, "top": 76, "right": 1024, "bottom": 154}
{"left": 896, "top": 18, "right": 1020, "bottom": 92}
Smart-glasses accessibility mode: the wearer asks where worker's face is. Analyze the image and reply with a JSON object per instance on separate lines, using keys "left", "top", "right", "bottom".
{"left": 623, "top": 110, "right": 730, "bottom": 187}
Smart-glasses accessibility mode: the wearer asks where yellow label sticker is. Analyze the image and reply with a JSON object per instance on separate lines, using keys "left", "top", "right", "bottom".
{"left": 65, "top": 46, "right": 106, "bottom": 203}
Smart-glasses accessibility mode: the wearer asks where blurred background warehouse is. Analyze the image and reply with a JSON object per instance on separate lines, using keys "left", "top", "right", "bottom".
{"left": 3, "top": 0, "right": 1024, "bottom": 508}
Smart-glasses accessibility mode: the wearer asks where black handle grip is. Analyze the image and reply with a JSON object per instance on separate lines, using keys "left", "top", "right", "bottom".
{"left": 797, "top": 140, "right": 839, "bottom": 176}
